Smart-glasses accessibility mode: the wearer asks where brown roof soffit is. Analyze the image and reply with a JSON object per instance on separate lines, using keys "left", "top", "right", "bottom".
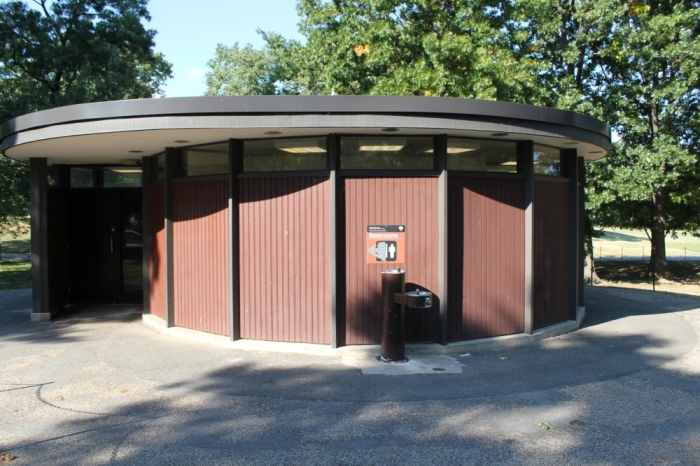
{"left": 0, "top": 96, "right": 611, "bottom": 145}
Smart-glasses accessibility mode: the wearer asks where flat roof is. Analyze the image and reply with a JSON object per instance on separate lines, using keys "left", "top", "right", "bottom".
{"left": 0, "top": 96, "right": 610, "bottom": 165}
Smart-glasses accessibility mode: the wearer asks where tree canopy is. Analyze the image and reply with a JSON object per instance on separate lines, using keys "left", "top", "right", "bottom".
{"left": 583, "top": 0, "right": 700, "bottom": 273}
{"left": 0, "top": 0, "right": 172, "bottom": 236}
{"left": 0, "top": 0, "right": 172, "bottom": 118}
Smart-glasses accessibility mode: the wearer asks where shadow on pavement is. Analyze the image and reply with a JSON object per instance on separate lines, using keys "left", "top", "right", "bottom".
{"left": 1, "top": 287, "right": 699, "bottom": 464}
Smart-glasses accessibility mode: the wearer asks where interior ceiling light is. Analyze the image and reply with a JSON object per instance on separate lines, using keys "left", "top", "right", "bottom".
{"left": 277, "top": 146, "right": 327, "bottom": 153}
{"left": 359, "top": 139, "right": 405, "bottom": 151}
{"left": 360, "top": 145, "right": 404, "bottom": 151}
{"left": 174, "top": 140, "right": 190, "bottom": 143}
{"left": 109, "top": 168, "right": 142, "bottom": 173}
{"left": 264, "top": 131, "right": 282, "bottom": 135}
{"left": 425, "top": 147, "right": 479, "bottom": 154}
{"left": 381, "top": 127, "right": 399, "bottom": 132}
{"left": 274, "top": 141, "right": 326, "bottom": 153}
{"left": 491, "top": 132, "right": 509, "bottom": 137}
{"left": 499, "top": 161, "right": 517, "bottom": 165}
{"left": 128, "top": 150, "right": 143, "bottom": 153}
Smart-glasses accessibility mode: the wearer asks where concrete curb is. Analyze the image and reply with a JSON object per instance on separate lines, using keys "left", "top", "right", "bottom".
{"left": 142, "top": 306, "right": 586, "bottom": 356}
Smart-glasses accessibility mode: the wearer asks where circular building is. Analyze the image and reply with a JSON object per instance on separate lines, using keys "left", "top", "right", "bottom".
{"left": 0, "top": 96, "right": 609, "bottom": 350}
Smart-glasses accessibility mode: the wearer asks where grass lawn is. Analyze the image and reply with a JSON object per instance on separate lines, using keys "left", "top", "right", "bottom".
{"left": 593, "top": 228, "right": 700, "bottom": 259}
{"left": 0, "top": 261, "right": 31, "bottom": 291}
{"left": 1, "top": 232, "right": 30, "bottom": 254}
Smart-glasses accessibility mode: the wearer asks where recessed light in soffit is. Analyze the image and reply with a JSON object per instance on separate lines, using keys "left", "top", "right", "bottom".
{"left": 381, "top": 128, "right": 400, "bottom": 132}
{"left": 264, "top": 131, "right": 282, "bottom": 135}
{"left": 490, "top": 132, "right": 509, "bottom": 137}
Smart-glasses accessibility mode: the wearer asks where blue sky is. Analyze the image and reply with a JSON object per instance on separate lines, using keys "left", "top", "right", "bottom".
{"left": 146, "top": 0, "right": 305, "bottom": 97}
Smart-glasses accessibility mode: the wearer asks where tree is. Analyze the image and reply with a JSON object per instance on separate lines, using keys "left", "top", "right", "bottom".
{"left": 206, "top": 0, "right": 541, "bottom": 101}
{"left": 300, "top": 0, "right": 546, "bottom": 99}
{"left": 584, "top": 0, "right": 700, "bottom": 276}
{"left": 0, "top": 0, "right": 172, "bottom": 236}
{"left": 205, "top": 31, "right": 305, "bottom": 96}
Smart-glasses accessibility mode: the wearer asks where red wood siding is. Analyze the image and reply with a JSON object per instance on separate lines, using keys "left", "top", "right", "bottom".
{"left": 344, "top": 177, "right": 440, "bottom": 345}
{"left": 148, "top": 185, "right": 166, "bottom": 320}
{"left": 173, "top": 180, "right": 230, "bottom": 336}
{"left": 448, "top": 177, "right": 525, "bottom": 341}
{"left": 534, "top": 180, "right": 572, "bottom": 329}
{"left": 239, "top": 177, "right": 330, "bottom": 344}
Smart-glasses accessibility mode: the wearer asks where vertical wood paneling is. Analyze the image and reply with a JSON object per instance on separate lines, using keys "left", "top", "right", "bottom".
{"left": 534, "top": 180, "right": 571, "bottom": 329}
{"left": 172, "top": 180, "right": 230, "bottom": 335}
{"left": 344, "top": 178, "right": 440, "bottom": 345}
{"left": 447, "top": 177, "right": 525, "bottom": 341}
{"left": 239, "top": 177, "right": 330, "bottom": 344}
{"left": 148, "top": 185, "right": 166, "bottom": 320}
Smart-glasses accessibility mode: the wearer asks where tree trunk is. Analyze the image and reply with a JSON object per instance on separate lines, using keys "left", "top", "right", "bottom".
{"left": 583, "top": 252, "right": 600, "bottom": 284}
{"left": 649, "top": 186, "right": 668, "bottom": 277}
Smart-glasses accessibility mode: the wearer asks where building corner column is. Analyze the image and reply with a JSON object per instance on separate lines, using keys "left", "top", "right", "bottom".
{"left": 30, "top": 158, "right": 51, "bottom": 322}
{"left": 228, "top": 139, "right": 243, "bottom": 340}
{"left": 141, "top": 156, "right": 152, "bottom": 314}
{"left": 164, "top": 148, "right": 177, "bottom": 328}
{"left": 563, "top": 149, "right": 579, "bottom": 320}
{"left": 436, "top": 135, "right": 448, "bottom": 345}
{"left": 519, "top": 142, "right": 535, "bottom": 334}
{"left": 577, "top": 156, "right": 585, "bottom": 308}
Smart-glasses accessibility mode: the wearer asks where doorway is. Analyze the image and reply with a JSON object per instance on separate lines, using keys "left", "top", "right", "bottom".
{"left": 67, "top": 188, "right": 143, "bottom": 303}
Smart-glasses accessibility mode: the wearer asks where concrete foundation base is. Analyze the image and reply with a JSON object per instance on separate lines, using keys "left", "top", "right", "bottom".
{"left": 142, "top": 306, "right": 586, "bottom": 356}
{"left": 30, "top": 312, "right": 53, "bottom": 322}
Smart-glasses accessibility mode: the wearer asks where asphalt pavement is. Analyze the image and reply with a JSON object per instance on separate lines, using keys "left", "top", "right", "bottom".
{"left": 1, "top": 286, "right": 699, "bottom": 465}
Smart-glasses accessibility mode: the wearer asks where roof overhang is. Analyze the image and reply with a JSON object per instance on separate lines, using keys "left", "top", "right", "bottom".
{"left": 0, "top": 95, "right": 611, "bottom": 165}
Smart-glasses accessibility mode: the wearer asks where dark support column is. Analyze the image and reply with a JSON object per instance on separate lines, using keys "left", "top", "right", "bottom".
{"left": 142, "top": 156, "right": 152, "bottom": 313}
{"left": 228, "top": 139, "right": 243, "bottom": 340}
{"left": 164, "top": 148, "right": 177, "bottom": 328}
{"left": 519, "top": 141, "right": 535, "bottom": 334}
{"left": 329, "top": 134, "right": 339, "bottom": 348}
{"left": 563, "top": 149, "right": 579, "bottom": 320}
{"left": 93, "top": 168, "right": 103, "bottom": 188}
{"left": 331, "top": 135, "right": 346, "bottom": 347}
{"left": 50, "top": 165, "right": 70, "bottom": 188}
{"left": 30, "top": 158, "right": 51, "bottom": 321}
{"left": 436, "top": 135, "right": 448, "bottom": 345}
{"left": 578, "top": 156, "right": 585, "bottom": 307}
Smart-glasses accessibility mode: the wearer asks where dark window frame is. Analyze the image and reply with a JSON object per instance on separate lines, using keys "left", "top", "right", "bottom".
{"left": 445, "top": 135, "right": 522, "bottom": 175}
{"left": 68, "top": 165, "right": 144, "bottom": 188}
{"left": 337, "top": 134, "right": 438, "bottom": 174}
{"left": 242, "top": 134, "right": 330, "bottom": 174}
{"left": 533, "top": 144, "right": 564, "bottom": 177}
{"left": 177, "top": 141, "right": 229, "bottom": 178}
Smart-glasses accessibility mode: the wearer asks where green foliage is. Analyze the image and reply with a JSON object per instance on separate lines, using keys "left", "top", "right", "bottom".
{"left": 296, "top": 0, "right": 538, "bottom": 99}
{"left": 0, "top": 260, "right": 31, "bottom": 290}
{"left": 206, "top": 1, "right": 542, "bottom": 100}
{"left": 584, "top": 0, "right": 700, "bottom": 263}
{"left": 0, "top": 0, "right": 172, "bottom": 117}
{"left": 205, "top": 31, "right": 305, "bottom": 96}
{"left": 0, "top": 158, "right": 29, "bottom": 237}
{"left": 0, "top": 0, "right": 172, "bottom": 235}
